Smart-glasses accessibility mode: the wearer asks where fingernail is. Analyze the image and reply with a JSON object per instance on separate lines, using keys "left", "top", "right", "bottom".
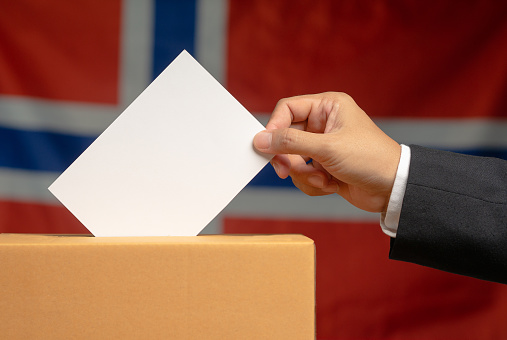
{"left": 322, "top": 182, "right": 339, "bottom": 193}
{"left": 308, "top": 175, "right": 324, "bottom": 188}
{"left": 254, "top": 131, "right": 272, "bottom": 150}
{"left": 272, "top": 161, "right": 279, "bottom": 175}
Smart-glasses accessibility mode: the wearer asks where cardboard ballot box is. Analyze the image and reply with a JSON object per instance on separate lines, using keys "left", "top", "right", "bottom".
{"left": 0, "top": 234, "right": 315, "bottom": 339}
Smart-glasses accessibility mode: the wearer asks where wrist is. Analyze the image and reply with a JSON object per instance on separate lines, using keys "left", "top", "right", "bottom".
{"left": 381, "top": 141, "right": 402, "bottom": 213}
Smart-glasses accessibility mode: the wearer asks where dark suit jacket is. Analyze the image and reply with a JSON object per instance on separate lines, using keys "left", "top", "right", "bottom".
{"left": 389, "top": 145, "right": 507, "bottom": 284}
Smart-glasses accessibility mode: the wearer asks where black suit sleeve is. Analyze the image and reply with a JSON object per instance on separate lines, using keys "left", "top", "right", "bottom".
{"left": 389, "top": 145, "right": 507, "bottom": 284}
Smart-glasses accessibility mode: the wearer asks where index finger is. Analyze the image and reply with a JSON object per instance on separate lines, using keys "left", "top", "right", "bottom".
{"left": 265, "top": 94, "right": 321, "bottom": 130}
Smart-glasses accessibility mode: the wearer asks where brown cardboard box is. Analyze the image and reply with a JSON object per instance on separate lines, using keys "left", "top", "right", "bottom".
{"left": 0, "top": 234, "right": 315, "bottom": 339}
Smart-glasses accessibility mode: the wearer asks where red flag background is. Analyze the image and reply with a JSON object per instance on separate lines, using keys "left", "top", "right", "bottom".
{"left": 1, "top": 1, "right": 506, "bottom": 339}
{"left": 227, "top": 1, "right": 507, "bottom": 119}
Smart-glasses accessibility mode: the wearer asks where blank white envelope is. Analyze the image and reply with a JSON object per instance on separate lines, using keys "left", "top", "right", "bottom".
{"left": 48, "top": 50, "right": 271, "bottom": 237}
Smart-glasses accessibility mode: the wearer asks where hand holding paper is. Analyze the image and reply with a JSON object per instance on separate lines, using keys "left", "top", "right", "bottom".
{"left": 253, "top": 92, "right": 400, "bottom": 214}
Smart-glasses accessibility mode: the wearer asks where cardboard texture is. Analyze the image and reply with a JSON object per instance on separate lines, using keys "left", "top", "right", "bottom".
{"left": 0, "top": 234, "right": 315, "bottom": 339}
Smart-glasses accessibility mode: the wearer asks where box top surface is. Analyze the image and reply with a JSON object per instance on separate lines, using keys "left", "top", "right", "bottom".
{"left": 0, "top": 233, "right": 313, "bottom": 246}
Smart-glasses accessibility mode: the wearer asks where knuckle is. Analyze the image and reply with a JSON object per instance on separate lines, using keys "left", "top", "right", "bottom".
{"left": 330, "top": 91, "right": 352, "bottom": 102}
{"left": 325, "top": 92, "right": 354, "bottom": 108}
{"left": 278, "top": 128, "right": 298, "bottom": 150}
{"left": 274, "top": 97, "right": 290, "bottom": 111}
{"left": 292, "top": 179, "right": 318, "bottom": 196}
{"left": 276, "top": 97, "right": 288, "bottom": 105}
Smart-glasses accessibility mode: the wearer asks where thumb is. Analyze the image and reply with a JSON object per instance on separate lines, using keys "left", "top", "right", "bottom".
{"left": 254, "top": 128, "right": 323, "bottom": 158}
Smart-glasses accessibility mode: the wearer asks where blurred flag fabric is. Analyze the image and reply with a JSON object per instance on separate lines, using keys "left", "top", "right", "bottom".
{"left": 1, "top": 1, "right": 506, "bottom": 339}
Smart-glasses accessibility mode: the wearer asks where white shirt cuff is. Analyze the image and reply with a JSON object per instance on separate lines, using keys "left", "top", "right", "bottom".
{"left": 380, "top": 144, "right": 411, "bottom": 238}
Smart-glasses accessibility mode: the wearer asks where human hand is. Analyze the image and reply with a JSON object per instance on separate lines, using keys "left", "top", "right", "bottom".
{"left": 253, "top": 92, "right": 401, "bottom": 213}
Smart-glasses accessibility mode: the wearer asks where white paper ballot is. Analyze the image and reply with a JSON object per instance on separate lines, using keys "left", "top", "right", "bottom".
{"left": 48, "top": 50, "right": 271, "bottom": 237}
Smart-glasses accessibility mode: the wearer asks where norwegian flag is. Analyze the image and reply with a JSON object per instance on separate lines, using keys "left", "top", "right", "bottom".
{"left": 1, "top": 1, "right": 506, "bottom": 339}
